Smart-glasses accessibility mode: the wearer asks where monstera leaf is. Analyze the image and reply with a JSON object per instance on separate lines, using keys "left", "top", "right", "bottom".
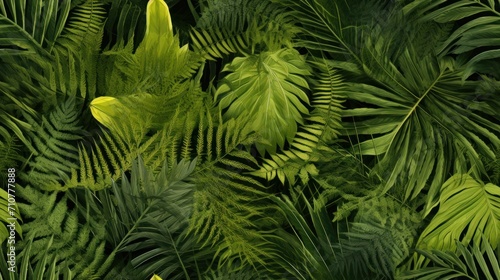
{"left": 215, "top": 48, "right": 312, "bottom": 155}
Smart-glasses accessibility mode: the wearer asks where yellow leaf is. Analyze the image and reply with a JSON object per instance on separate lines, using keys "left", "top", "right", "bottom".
{"left": 90, "top": 96, "right": 125, "bottom": 129}
{"left": 150, "top": 274, "right": 162, "bottom": 280}
{"left": 146, "top": 0, "right": 172, "bottom": 36}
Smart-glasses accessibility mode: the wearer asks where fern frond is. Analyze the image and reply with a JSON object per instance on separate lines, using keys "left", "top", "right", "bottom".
{"left": 15, "top": 185, "right": 110, "bottom": 279}
{"left": 190, "top": 27, "right": 251, "bottom": 60}
{"left": 181, "top": 117, "right": 282, "bottom": 269}
{"left": 0, "top": 135, "right": 23, "bottom": 181}
{"left": 253, "top": 59, "right": 344, "bottom": 184}
{"left": 336, "top": 196, "right": 421, "bottom": 279}
{"left": 20, "top": 98, "right": 84, "bottom": 191}
{"left": 67, "top": 128, "right": 146, "bottom": 191}
{"left": 47, "top": 0, "right": 105, "bottom": 99}
{"left": 192, "top": 0, "right": 298, "bottom": 59}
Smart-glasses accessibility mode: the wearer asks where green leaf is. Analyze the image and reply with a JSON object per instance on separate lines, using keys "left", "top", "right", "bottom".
{"left": 215, "top": 48, "right": 311, "bottom": 155}
{"left": 417, "top": 174, "right": 500, "bottom": 255}
{"left": 402, "top": 238, "right": 500, "bottom": 280}
{"left": 134, "top": 0, "right": 195, "bottom": 81}
{"left": 342, "top": 46, "right": 500, "bottom": 213}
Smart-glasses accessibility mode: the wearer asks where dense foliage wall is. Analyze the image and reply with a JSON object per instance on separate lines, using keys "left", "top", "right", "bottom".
{"left": 1, "top": 0, "right": 500, "bottom": 279}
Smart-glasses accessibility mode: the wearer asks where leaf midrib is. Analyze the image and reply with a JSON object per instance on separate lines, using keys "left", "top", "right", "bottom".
{"left": 385, "top": 71, "right": 444, "bottom": 151}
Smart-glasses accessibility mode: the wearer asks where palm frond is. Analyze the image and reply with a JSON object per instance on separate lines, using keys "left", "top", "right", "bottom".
{"left": 103, "top": 0, "right": 145, "bottom": 49}
{"left": 275, "top": 0, "right": 361, "bottom": 61}
{"left": 271, "top": 194, "right": 338, "bottom": 280}
{"left": 0, "top": 186, "right": 22, "bottom": 245}
{"left": 342, "top": 43, "right": 500, "bottom": 213}
{"left": 0, "top": 80, "right": 37, "bottom": 148}
{"left": 415, "top": 174, "right": 500, "bottom": 263}
{"left": 80, "top": 156, "right": 212, "bottom": 280}
{"left": 215, "top": 48, "right": 312, "bottom": 155}
{"left": 404, "top": 0, "right": 500, "bottom": 79}
{"left": 0, "top": 0, "right": 71, "bottom": 56}
{"left": 401, "top": 237, "right": 500, "bottom": 280}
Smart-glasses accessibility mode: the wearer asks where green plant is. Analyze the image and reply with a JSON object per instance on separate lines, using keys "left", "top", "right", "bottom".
{"left": 415, "top": 174, "right": 500, "bottom": 265}
{"left": 401, "top": 238, "right": 500, "bottom": 280}
{"left": 2, "top": 0, "right": 500, "bottom": 278}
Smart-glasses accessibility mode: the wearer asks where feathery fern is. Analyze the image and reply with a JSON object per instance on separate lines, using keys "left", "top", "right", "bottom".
{"left": 20, "top": 98, "right": 84, "bottom": 191}
{"left": 192, "top": 0, "right": 298, "bottom": 59}
{"left": 187, "top": 117, "right": 282, "bottom": 269}
{"left": 253, "top": 58, "right": 344, "bottom": 184}
{"left": 336, "top": 196, "right": 421, "bottom": 279}
{"left": 15, "top": 185, "right": 111, "bottom": 279}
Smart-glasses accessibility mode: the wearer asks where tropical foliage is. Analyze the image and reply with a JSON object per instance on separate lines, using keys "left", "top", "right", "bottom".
{"left": 1, "top": 0, "right": 500, "bottom": 279}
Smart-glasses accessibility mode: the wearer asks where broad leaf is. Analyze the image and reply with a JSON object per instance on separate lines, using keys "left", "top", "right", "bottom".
{"left": 215, "top": 48, "right": 311, "bottom": 155}
{"left": 417, "top": 174, "right": 500, "bottom": 255}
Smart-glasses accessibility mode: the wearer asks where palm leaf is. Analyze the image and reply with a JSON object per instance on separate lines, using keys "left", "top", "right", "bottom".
{"left": 0, "top": 0, "right": 71, "bottom": 56}
{"left": 271, "top": 194, "right": 336, "bottom": 280}
{"left": 416, "top": 174, "right": 500, "bottom": 259}
{"left": 87, "top": 156, "right": 212, "bottom": 280}
{"left": 404, "top": 0, "right": 500, "bottom": 79}
{"left": 401, "top": 238, "right": 500, "bottom": 280}
{"left": 103, "top": 0, "right": 145, "bottom": 48}
{"left": 215, "top": 48, "right": 312, "bottom": 155}
{"left": 275, "top": 0, "right": 361, "bottom": 60}
{"left": 342, "top": 44, "right": 500, "bottom": 213}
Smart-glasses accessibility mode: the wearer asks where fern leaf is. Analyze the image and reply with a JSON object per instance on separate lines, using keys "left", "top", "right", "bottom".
{"left": 20, "top": 98, "right": 83, "bottom": 191}
{"left": 253, "top": 59, "right": 343, "bottom": 184}
{"left": 15, "top": 185, "right": 109, "bottom": 279}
